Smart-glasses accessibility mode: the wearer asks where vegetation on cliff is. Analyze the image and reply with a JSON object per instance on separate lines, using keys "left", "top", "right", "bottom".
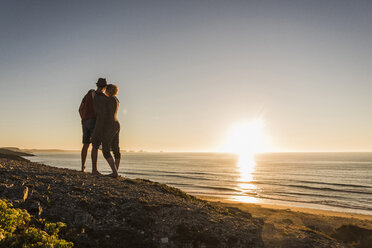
{"left": 0, "top": 199, "right": 73, "bottom": 248}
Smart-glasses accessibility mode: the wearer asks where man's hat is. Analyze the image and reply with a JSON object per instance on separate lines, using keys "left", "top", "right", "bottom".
{"left": 96, "top": 78, "right": 107, "bottom": 87}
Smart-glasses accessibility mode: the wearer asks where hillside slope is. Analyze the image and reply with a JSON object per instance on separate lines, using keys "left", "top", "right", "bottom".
{"left": 0, "top": 157, "right": 263, "bottom": 248}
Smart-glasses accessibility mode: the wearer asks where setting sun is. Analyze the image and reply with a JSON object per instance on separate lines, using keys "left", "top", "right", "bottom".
{"left": 224, "top": 119, "right": 267, "bottom": 155}
{"left": 223, "top": 119, "right": 267, "bottom": 204}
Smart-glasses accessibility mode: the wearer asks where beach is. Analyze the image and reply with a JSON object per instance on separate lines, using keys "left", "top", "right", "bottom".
{"left": 199, "top": 195, "right": 372, "bottom": 220}
{"left": 199, "top": 196, "right": 372, "bottom": 247}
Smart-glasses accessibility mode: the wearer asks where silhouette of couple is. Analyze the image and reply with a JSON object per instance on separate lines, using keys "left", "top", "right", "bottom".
{"left": 79, "top": 78, "right": 120, "bottom": 178}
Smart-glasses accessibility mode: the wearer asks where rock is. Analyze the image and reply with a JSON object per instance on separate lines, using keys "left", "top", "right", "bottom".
{"left": 28, "top": 201, "right": 43, "bottom": 216}
{"left": 332, "top": 225, "right": 372, "bottom": 248}
{"left": 161, "top": 237, "right": 168, "bottom": 243}
{"left": 74, "top": 211, "right": 95, "bottom": 226}
{"left": 22, "top": 186, "right": 29, "bottom": 201}
{"left": 6, "top": 184, "right": 14, "bottom": 188}
{"left": 1, "top": 184, "right": 29, "bottom": 203}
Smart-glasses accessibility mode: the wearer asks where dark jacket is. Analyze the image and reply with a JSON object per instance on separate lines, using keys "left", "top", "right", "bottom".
{"left": 78, "top": 90, "right": 106, "bottom": 121}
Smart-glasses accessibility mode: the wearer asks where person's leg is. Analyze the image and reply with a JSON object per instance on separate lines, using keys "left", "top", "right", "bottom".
{"left": 115, "top": 157, "right": 120, "bottom": 171}
{"left": 81, "top": 120, "right": 92, "bottom": 172}
{"left": 111, "top": 131, "right": 121, "bottom": 171}
{"left": 106, "top": 157, "right": 118, "bottom": 177}
{"left": 87, "top": 119, "right": 101, "bottom": 175}
{"left": 81, "top": 143, "right": 89, "bottom": 172}
{"left": 91, "top": 146, "right": 102, "bottom": 175}
{"left": 103, "top": 142, "right": 118, "bottom": 177}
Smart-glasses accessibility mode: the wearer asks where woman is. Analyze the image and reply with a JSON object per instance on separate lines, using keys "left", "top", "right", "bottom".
{"left": 92, "top": 84, "right": 121, "bottom": 177}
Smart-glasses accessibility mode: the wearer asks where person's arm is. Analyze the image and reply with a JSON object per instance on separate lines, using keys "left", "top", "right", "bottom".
{"left": 78, "top": 94, "right": 87, "bottom": 119}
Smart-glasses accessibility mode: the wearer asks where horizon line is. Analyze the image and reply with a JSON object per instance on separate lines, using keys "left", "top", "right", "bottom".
{"left": 4, "top": 147, "right": 372, "bottom": 153}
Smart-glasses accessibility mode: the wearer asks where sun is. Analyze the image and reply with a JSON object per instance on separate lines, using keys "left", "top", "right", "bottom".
{"left": 223, "top": 119, "right": 268, "bottom": 204}
{"left": 224, "top": 119, "right": 267, "bottom": 155}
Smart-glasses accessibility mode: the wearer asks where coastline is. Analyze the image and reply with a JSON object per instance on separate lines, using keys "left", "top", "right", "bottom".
{"left": 25, "top": 150, "right": 371, "bottom": 220}
{"left": 197, "top": 196, "right": 372, "bottom": 248}
{"left": 26, "top": 151, "right": 372, "bottom": 218}
{"left": 1, "top": 149, "right": 371, "bottom": 247}
{"left": 196, "top": 195, "right": 372, "bottom": 221}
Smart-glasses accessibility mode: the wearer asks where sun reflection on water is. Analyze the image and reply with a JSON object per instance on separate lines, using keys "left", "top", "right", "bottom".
{"left": 232, "top": 153, "right": 259, "bottom": 203}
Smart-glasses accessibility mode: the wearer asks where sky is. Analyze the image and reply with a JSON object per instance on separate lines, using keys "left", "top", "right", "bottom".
{"left": 0, "top": 0, "right": 371, "bottom": 152}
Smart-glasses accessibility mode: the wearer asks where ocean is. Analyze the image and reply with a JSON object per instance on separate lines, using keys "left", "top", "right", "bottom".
{"left": 27, "top": 152, "right": 372, "bottom": 215}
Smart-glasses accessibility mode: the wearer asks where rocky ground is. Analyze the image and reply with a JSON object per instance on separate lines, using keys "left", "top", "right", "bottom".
{"left": 0, "top": 149, "right": 366, "bottom": 248}
{"left": 0, "top": 155, "right": 263, "bottom": 248}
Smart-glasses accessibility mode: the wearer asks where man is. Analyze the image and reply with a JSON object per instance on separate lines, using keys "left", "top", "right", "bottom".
{"left": 79, "top": 78, "right": 107, "bottom": 175}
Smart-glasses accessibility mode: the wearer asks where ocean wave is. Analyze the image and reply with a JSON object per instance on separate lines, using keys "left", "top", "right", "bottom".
{"left": 263, "top": 161, "right": 372, "bottom": 165}
{"left": 123, "top": 171, "right": 213, "bottom": 181}
{"left": 244, "top": 180, "right": 372, "bottom": 195}
{"left": 284, "top": 184, "right": 372, "bottom": 195}
{"left": 294, "top": 180, "right": 372, "bottom": 189}
{"left": 123, "top": 171, "right": 372, "bottom": 196}
{"left": 275, "top": 191, "right": 349, "bottom": 200}
{"left": 125, "top": 169, "right": 210, "bottom": 176}
{"left": 252, "top": 195, "right": 372, "bottom": 212}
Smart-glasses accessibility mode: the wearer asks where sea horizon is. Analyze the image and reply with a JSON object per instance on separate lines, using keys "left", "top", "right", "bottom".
{"left": 13, "top": 146, "right": 372, "bottom": 154}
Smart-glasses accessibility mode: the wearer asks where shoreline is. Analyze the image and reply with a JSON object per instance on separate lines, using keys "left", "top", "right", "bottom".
{"left": 196, "top": 195, "right": 372, "bottom": 221}
{"left": 197, "top": 196, "right": 372, "bottom": 248}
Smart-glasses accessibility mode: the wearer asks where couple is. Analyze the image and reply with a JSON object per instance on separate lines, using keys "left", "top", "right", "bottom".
{"left": 79, "top": 78, "right": 121, "bottom": 178}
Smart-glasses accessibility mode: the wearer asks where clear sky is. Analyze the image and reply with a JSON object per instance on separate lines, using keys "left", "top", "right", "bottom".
{"left": 0, "top": 0, "right": 371, "bottom": 152}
